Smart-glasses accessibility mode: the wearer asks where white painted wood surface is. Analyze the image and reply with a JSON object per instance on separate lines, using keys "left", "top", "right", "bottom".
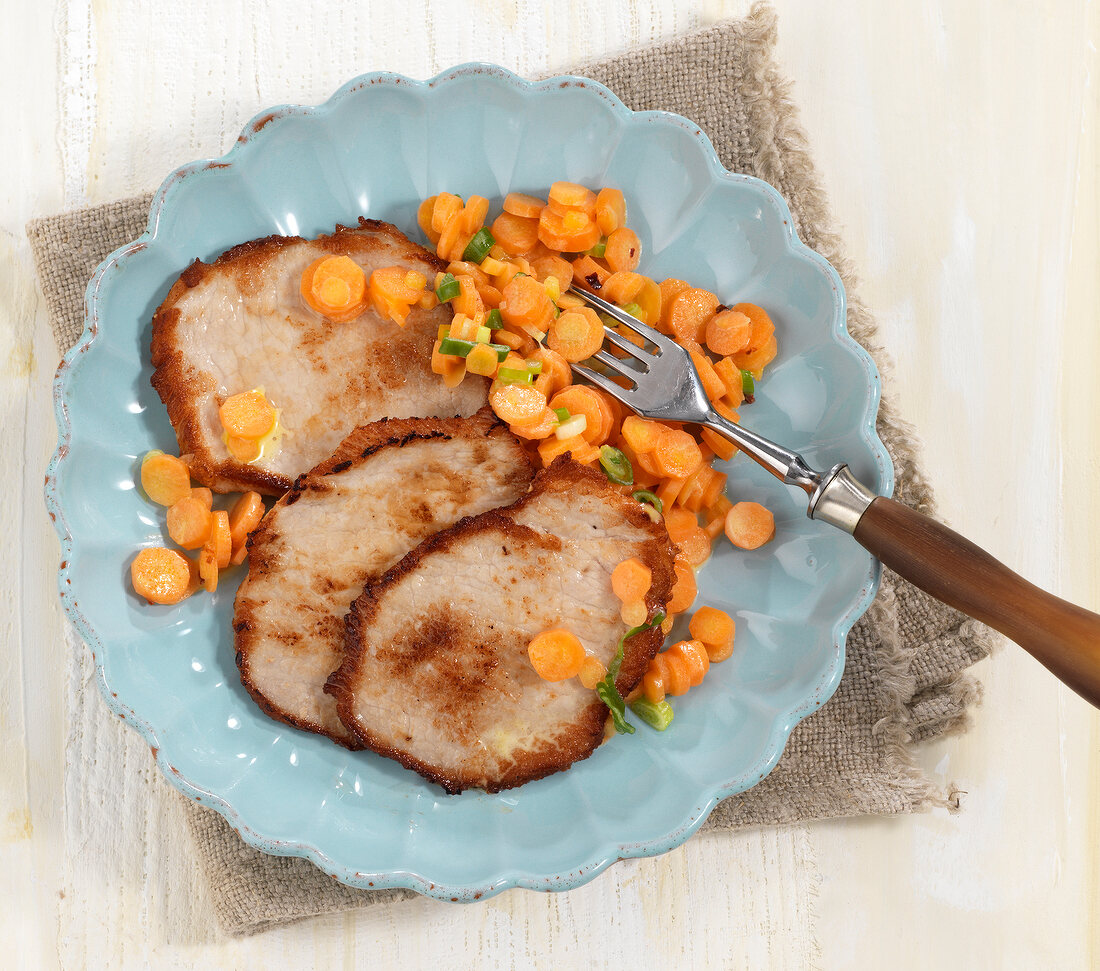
{"left": 4, "top": 1, "right": 1098, "bottom": 967}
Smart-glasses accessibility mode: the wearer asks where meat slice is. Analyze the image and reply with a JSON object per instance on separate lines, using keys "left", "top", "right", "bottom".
{"left": 151, "top": 219, "right": 486, "bottom": 495}
{"left": 326, "top": 459, "right": 676, "bottom": 792}
{"left": 234, "top": 410, "right": 533, "bottom": 747}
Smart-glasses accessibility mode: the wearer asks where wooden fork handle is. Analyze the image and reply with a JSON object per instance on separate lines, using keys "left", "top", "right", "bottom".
{"left": 853, "top": 497, "right": 1100, "bottom": 708}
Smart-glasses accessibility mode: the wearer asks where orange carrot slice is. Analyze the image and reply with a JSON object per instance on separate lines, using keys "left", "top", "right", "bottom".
{"left": 130, "top": 547, "right": 193, "bottom": 605}
{"left": 219, "top": 390, "right": 276, "bottom": 440}
{"left": 547, "top": 307, "right": 604, "bottom": 362}
{"left": 225, "top": 435, "right": 261, "bottom": 463}
{"left": 705, "top": 309, "right": 752, "bottom": 356}
{"left": 503, "top": 192, "right": 546, "bottom": 219}
{"left": 301, "top": 255, "right": 368, "bottom": 322}
{"left": 604, "top": 227, "right": 641, "bottom": 273}
{"left": 499, "top": 274, "right": 555, "bottom": 333}
{"left": 166, "top": 495, "right": 213, "bottom": 551}
{"left": 140, "top": 453, "right": 192, "bottom": 507}
{"left": 595, "top": 187, "right": 626, "bottom": 236}
{"left": 652, "top": 428, "right": 703, "bottom": 479}
{"left": 668, "top": 288, "right": 720, "bottom": 343}
{"left": 548, "top": 386, "right": 611, "bottom": 445}
{"left": 228, "top": 491, "right": 264, "bottom": 552}
{"left": 491, "top": 212, "right": 541, "bottom": 255}
{"left": 528, "top": 629, "right": 586, "bottom": 681}
{"left": 611, "top": 557, "right": 652, "bottom": 603}
{"left": 489, "top": 382, "right": 547, "bottom": 426}
{"left": 724, "top": 501, "right": 775, "bottom": 549}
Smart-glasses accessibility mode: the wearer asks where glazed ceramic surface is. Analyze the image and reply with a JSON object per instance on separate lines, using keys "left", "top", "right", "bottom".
{"left": 46, "top": 65, "right": 892, "bottom": 900}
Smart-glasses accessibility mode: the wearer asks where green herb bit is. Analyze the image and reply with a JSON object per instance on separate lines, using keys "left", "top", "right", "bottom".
{"left": 630, "top": 698, "right": 674, "bottom": 731}
{"left": 587, "top": 238, "right": 607, "bottom": 258}
{"left": 740, "top": 368, "right": 756, "bottom": 397}
{"left": 632, "top": 489, "right": 663, "bottom": 514}
{"left": 462, "top": 227, "right": 496, "bottom": 265}
{"left": 439, "top": 337, "right": 509, "bottom": 361}
{"left": 436, "top": 273, "right": 460, "bottom": 302}
{"left": 621, "top": 302, "right": 644, "bottom": 320}
{"left": 486, "top": 308, "right": 503, "bottom": 330}
{"left": 497, "top": 366, "right": 535, "bottom": 384}
{"left": 524, "top": 360, "right": 544, "bottom": 374}
{"left": 475, "top": 325, "right": 492, "bottom": 344}
{"left": 598, "top": 445, "right": 633, "bottom": 486}
{"left": 553, "top": 407, "right": 571, "bottom": 422}
{"left": 596, "top": 611, "right": 666, "bottom": 736}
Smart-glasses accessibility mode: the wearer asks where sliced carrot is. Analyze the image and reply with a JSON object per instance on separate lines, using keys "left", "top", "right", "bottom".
{"left": 430, "top": 192, "right": 463, "bottom": 234}
{"left": 713, "top": 356, "right": 746, "bottom": 407}
{"left": 531, "top": 345, "right": 572, "bottom": 398}
{"left": 509, "top": 407, "right": 559, "bottom": 440}
{"left": 225, "top": 435, "right": 261, "bottom": 463}
{"left": 604, "top": 227, "right": 641, "bottom": 273}
{"left": 198, "top": 542, "right": 218, "bottom": 594}
{"left": 130, "top": 547, "right": 193, "bottom": 605}
{"left": 705, "top": 309, "right": 752, "bottom": 356}
{"left": 620, "top": 416, "right": 665, "bottom": 455}
{"left": 595, "top": 187, "right": 626, "bottom": 236}
{"left": 601, "top": 271, "right": 645, "bottom": 306}
{"left": 465, "top": 343, "right": 500, "bottom": 376}
{"left": 228, "top": 491, "right": 264, "bottom": 551}
{"left": 724, "top": 501, "right": 776, "bottom": 550}
{"left": 658, "top": 278, "right": 692, "bottom": 332}
{"left": 503, "top": 192, "right": 546, "bottom": 219}
{"left": 680, "top": 340, "right": 727, "bottom": 404}
{"left": 204, "top": 509, "right": 231, "bottom": 569}
{"left": 417, "top": 195, "right": 439, "bottom": 244}
{"left": 491, "top": 211, "right": 541, "bottom": 255}
{"left": 436, "top": 205, "right": 472, "bottom": 263}
{"left": 489, "top": 382, "right": 547, "bottom": 426}
{"left": 537, "top": 432, "right": 587, "bottom": 466}
{"left": 166, "top": 495, "right": 213, "bottom": 551}
{"left": 530, "top": 254, "right": 574, "bottom": 290}
{"left": 643, "top": 639, "right": 710, "bottom": 703}
{"left": 539, "top": 207, "right": 601, "bottom": 252}
{"left": 689, "top": 606, "right": 735, "bottom": 651}
{"left": 140, "top": 453, "right": 192, "bottom": 507}
{"left": 229, "top": 544, "right": 249, "bottom": 567}
{"left": 700, "top": 427, "right": 737, "bottom": 462}
{"left": 547, "top": 307, "right": 604, "bottom": 362}
{"left": 652, "top": 428, "right": 703, "bottom": 479}
{"left": 611, "top": 557, "right": 652, "bottom": 603}
{"left": 731, "top": 302, "right": 776, "bottom": 351}
{"left": 731, "top": 334, "right": 778, "bottom": 378}
{"left": 452, "top": 275, "right": 486, "bottom": 320}
{"left": 571, "top": 255, "right": 611, "bottom": 292}
{"left": 668, "top": 287, "right": 720, "bottom": 343}
{"left": 548, "top": 386, "right": 610, "bottom": 445}
{"left": 190, "top": 486, "right": 213, "bottom": 509}
{"left": 621, "top": 599, "right": 649, "bottom": 628}
{"left": 461, "top": 195, "right": 490, "bottom": 234}
{"left": 666, "top": 557, "right": 698, "bottom": 614}
{"left": 548, "top": 181, "right": 594, "bottom": 210}
{"left": 499, "top": 274, "right": 555, "bottom": 333}
{"left": 219, "top": 390, "right": 276, "bottom": 440}
{"left": 664, "top": 507, "right": 700, "bottom": 544}
{"left": 528, "top": 629, "right": 586, "bottom": 682}
{"left": 578, "top": 654, "right": 608, "bottom": 690}
{"left": 301, "top": 255, "right": 368, "bottom": 322}
{"left": 370, "top": 265, "right": 426, "bottom": 304}
{"left": 634, "top": 276, "right": 662, "bottom": 326}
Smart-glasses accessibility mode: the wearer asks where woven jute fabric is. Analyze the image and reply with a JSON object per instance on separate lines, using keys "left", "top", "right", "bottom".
{"left": 28, "top": 3, "right": 995, "bottom": 936}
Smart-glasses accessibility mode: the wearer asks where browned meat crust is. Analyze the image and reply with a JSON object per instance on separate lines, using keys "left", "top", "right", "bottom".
{"left": 326, "top": 458, "right": 676, "bottom": 792}
{"left": 234, "top": 409, "right": 534, "bottom": 748}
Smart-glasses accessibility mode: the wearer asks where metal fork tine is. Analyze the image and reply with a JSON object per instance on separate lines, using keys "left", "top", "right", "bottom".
{"left": 568, "top": 286, "right": 675, "bottom": 351}
{"left": 571, "top": 363, "right": 635, "bottom": 398}
{"left": 600, "top": 326, "right": 652, "bottom": 361}
{"left": 592, "top": 348, "right": 645, "bottom": 373}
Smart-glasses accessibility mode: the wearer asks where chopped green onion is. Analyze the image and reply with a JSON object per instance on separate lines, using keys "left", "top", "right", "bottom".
{"left": 598, "top": 312, "right": 619, "bottom": 328}
{"left": 621, "top": 302, "right": 644, "bottom": 320}
{"left": 740, "top": 368, "right": 756, "bottom": 396}
{"left": 630, "top": 698, "right": 674, "bottom": 731}
{"left": 439, "top": 337, "right": 509, "bottom": 361}
{"left": 555, "top": 414, "right": 588, "bottom": 440}
{"left": 497, "top": 366, "right": 535, "bottom": 384}
{"left": 462, "top": 227, "right": 496, "bottom": 264}
{"left": 587, "top": 238, "right": 607, "bottom": 258}
{"left": 632, "top": 490, "right": 663, "bottom": 514}
{"left": 553, "top": 407, "right": 570, "bottom": 422}
{"left": 596, "top": 611, "right": 666, "bottom": 735}
{"left": 524, "top": 360, "right": 544, "bottom": 374}
{"left": 475, "top": 325, "right": 492, "bottom": 344}
{"left": 485, "top": 308, "right": 503, "bottom": 330}
{"left": 436, "top": 273, "right": 460, "bottom": 302}
{"left": 598, "top": 445, "right": 633, "bottom": 486}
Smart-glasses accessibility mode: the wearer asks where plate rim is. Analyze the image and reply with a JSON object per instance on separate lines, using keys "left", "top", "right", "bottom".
{"left": 45, "top": 62, "right": 893, "bottom": 900}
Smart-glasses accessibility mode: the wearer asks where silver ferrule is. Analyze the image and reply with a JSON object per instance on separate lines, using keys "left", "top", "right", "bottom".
{"left": 808, "top": 464, "right": 878, "bottom": 533}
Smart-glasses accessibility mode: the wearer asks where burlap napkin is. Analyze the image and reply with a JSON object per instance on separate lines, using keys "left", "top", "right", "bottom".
{"left": 29, "top": 3, "right": 995, "bottom": 936}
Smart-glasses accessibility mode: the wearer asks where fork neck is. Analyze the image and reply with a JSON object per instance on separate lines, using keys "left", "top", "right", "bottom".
{"left": 700, "top": 410, "right": 821, "bottom": 492}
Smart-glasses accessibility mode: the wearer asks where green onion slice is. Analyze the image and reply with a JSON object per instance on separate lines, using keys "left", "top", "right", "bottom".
{"left": 740, "top": 368, "right": 756, "bottom": 397}
{"left": 462, "top": 227, "right": 496, "bottom": 264}
{"left": 496, "top": 366, "right": 534, "bottom": 384}
{"left": 485, "top": 308, "right": 503, "bottom": 330}
{"left": 439, "top": 337, "right": 509, "bottom": 361}
{"left": 630, "top": 698, "right": 674, "bottom": 731}
{"left": 632, "top": 490, "right": 663, "bottom": 514}
{"left": 436, "top": 273, "right": 460, "bottom": 302}
{"left": 598, "top": 445, "right": 633, "bottom": 486}
{"left": 587, "top": 238, "right": 607, "bottom": 258}
{"left": 596, "top": 611, "right": 666, "bottom": 735}
{"left": 621, "top": 302, "right": 644, "bottom": 320}
{"left": 475, "top": 325, "right": 492, "bottom": 344}
{"left": 524, "top": 360, "right": 544, "bottom": 374}
{"left": 553, "top": 407, "right": 570, "bottom": 422}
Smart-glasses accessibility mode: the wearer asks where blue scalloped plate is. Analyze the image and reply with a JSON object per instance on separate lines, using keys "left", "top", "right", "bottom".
{"left": 46, "top": 65, "right": 892, "bottom": 900}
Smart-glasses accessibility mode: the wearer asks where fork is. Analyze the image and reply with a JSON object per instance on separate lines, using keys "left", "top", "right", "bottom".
{"left": 568, "top": 286, "right": 1100, "bottom": 709}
